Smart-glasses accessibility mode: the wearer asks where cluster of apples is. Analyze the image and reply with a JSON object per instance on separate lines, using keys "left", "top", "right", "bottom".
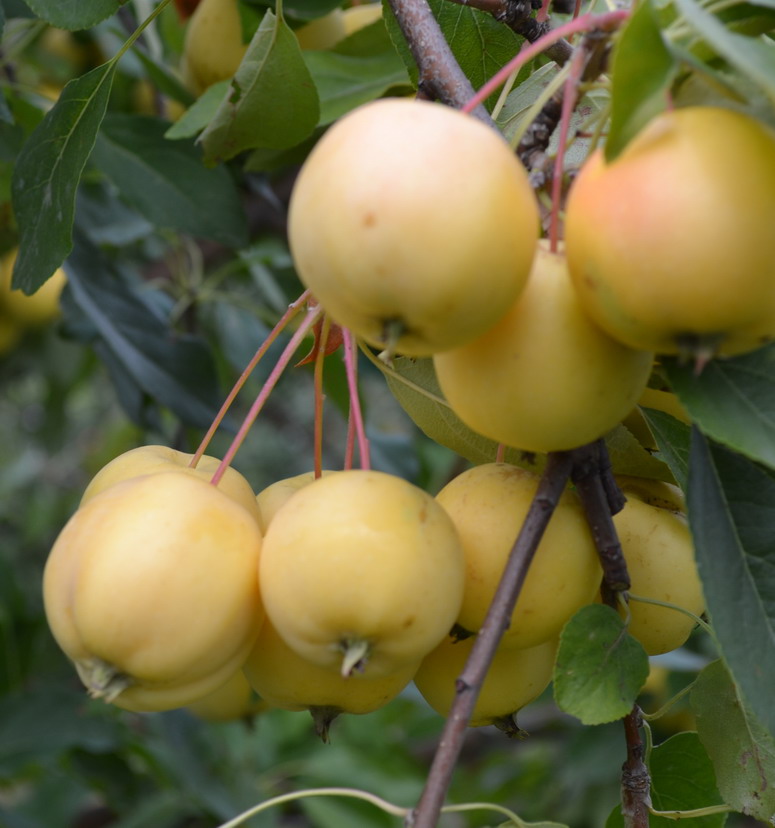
{"left": 289, "top": 98, "right": 775, "bottom": 455}
{"left": 43, "top": 440, "right": 703, "bottom": 733}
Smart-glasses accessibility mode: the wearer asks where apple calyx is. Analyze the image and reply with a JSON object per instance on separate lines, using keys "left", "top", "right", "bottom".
{"left": 339, "top": 638, "right": 371, "bottom": 677}
{"left": 75, "top": 657, "right": 134, "bottom": 703}
{"left": 492, "top": 713, "right": 529, "bottom": 739}
{"left": 310, "top": 705, "right": 342, "bottom": 743}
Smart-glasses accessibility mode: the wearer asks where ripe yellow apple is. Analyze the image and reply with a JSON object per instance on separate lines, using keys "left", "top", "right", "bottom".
{"left": 288, "top": 98, "right": 539, "bottom": 356}
{"left": 43, "top": 472, "right": 264, "bottom": 712}
{"left": 342, "top": 3, "right": 383, "bottom": 34}
{"left": 614, "top": 476, "right": 704, "bottom": 655}
{"left": 433, "top": 240, "right": 654, "bottom": 452}
{"left": 565, "top": 106, "right": 775, "bottom": 358}
{"left": 255, "top": 469, "right": 335, "bottom": 534}
{"left": 0, "top": 250, "right": 66, "bottom": 327}
{"left": 414, "top": 634, "right": 557, "bottom": 730}
{"left": 244, "top": 617, "right": 417, "bottom": 739}
{"left": 295, "top": 9, "right": 347, "bottom": 49}
{"left": 181, "top": 0, "right": 248, "bottom": 95}
{"left": 259, "top": 469, "right": 465, "bottom": 677}
{"left": 436, "top": 462, "right": 602, "bottom": 649}
{"left": 186, "top": 669, "right": 266, "bottom": 722}
{"left": 80, "top": 444, "right": 262, "bottom": 528}
{"left": 622, "top": 386, "right": 692, "bottom": 451}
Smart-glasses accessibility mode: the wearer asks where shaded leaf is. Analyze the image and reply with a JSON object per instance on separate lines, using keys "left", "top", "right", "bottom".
{"left": 553, "top": 604, "right": 649, "bottom": 726}
{"left": 23, "top": 0, "right": 120, "bottom": 29}
{"left": 200, "top": 6, "right": 320, "bottom": 162}
{"left": 687, "top": 430, "right": 775, "bottom": 741}
{"left": 64, "top": 234, "right": 223, "bottom": 430}
{"left": 675, "top": 0, "right": 775, "bottom": 105}
{"left": 665, "top": 344, "right": 775, "bottom": 471}
{"left": 11, "top": 63, "right": 115, "bottom": 293}
{"left": 304, "top": 48, "right": 411, "bottom": 126}
{"left": 92, "top": 114, "right": 248, "bottom": 248}
{"left": 692, "top": 659, "right": 775, "bottom": 822}
{"left": 642, "top": 408, "right": 691, "bottom": 492}
{"left": 496, "top": 63, "right": 562, "bottom": 143}
{"left": 606, "top": 0, "right": 677, "bottom": 159}
{"left": 165, "top": 81, "right": 231, "bottom": 140}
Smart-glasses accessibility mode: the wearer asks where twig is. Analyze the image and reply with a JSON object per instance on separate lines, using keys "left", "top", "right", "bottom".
{"left": 406, "top": 450, "right": 574, "bottom": 828}
{"left": 386, "top": 0, "right": 494, "bottom": 126}
{"left": 621, "top": 707, "right": 652, "bottom": 828}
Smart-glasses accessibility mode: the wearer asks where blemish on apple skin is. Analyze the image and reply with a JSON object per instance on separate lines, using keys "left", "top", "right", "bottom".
{"left": 362, "top": 212, "right": 377, "bottom": 227}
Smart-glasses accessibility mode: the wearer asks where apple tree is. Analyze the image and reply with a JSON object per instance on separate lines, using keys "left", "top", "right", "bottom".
{"left": 1, "top": 0, "right": 775, "bottom": 826}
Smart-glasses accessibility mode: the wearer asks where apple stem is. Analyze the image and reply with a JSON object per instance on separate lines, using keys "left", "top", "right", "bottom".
{"left": 190, "top": 289, "right": 311, "bottom": 469}
{"left": 461, "top": 10, "right": 629, "bottom": 116}
{"left": 210, "top": 303, "right": 322, "bottom": 488}
{"left": 313, "top": 316, "right": 332, "bottom": 480}
{"left": 549, "top": 42, "right": 586, "bottom": 252}
{"left": 342, "top": 327, "right": 371, "bottom": 471}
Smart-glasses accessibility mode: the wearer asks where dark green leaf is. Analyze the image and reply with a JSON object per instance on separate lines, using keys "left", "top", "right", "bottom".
{"left": 675, "top": 0, "right": 775, "bottom": 105}
{"left": 693, "top": 660, "right": 775, "bottom": 821}
{"left": 384, "top": 0, "right": 523, "bottom": 109}
{"left": 91, "top": 114, "right": 248, "bottom": 248}
{"left": 23, "top": 0, "right": 119, "bottom": 29}
{"left": 64, "top": 235, "right": 223, "bottom": 430}
{"left": 200, "top": 7, "right": 320, "bottom": 162}
{"left": 11, "top": 63, "right": 115, "bottom": 293}
{"left": 642, "top": 408, "right": 691, "bottom": 491}
{"left": 553, "top": 604, "right": 649, "bottom": 726}
{"left": 304, "top": 47, "right": 411, "bottom": 126}
{"left": 606, "top": 0, "right": 677, "bottom": 160}
{"left": 688, "top": 429, "right": 775, "bottom": 741}
{"left": 665, "top": 344, "right": 775, "bottom": 470}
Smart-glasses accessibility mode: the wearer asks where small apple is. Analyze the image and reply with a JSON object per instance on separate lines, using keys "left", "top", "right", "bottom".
{"left": 0, "top": 250, "right": 66, "bottom": 327}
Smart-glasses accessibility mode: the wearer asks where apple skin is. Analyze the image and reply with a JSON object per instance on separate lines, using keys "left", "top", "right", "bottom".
{"left": 43, "top": 472, "right": 264, "bottom": 712}
{"left": 614, "top": 477, "right": 705, "bottom": 656}
{"left": 436, "top": 462, "right": 603, "bottom": 650}
{"left": 0, "top": 250, "right": 66, "bottom": 327}
{"left": 433, "top": 240, "right": 653, "bottom": 452}
{"left": 255, "top": 469, "right": 335, "bottom": 534}
{"left": 181, "top": 0, "right": 247, "bottom": 95}
{"left": 564, "top": 106, "right": 775, "bottom": 357}
{"left": 288, "top": 97, "right": 539, "bottom": 356}
{"left": 414, "top": 634, "right": 557, "bottom": 728}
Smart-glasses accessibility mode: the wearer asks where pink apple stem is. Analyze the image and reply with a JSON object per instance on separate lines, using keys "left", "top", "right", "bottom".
{"left": 342, "top": 328, "right": 371, "bottom": 471}
{"left": 344, "top": 406, "right": 357, "bottom": 470}
{"left": 495, "top": 443, "right": 506, "bottom": 463}
{"left": 210, "top": 303, "right": 323, "bottom": 487}
{"left": 549, "top": 42, "right": 587, "bottom": 252}
{"left": 191, "top": 289, "right": 311, "bottom": 468}
{"left": 461, "top": 10, "right": 629, "bottom": 116}
{"left": 313, "top": 317, "right": 332, "bottom": 480}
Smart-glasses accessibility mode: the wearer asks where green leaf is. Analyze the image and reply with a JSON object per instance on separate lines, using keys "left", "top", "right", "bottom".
{"left": 11, "top": 63, "right": 116, "bottom": 293}
{"left": 165, "top": 81, "right": 231, "bottom": 140}
{"left": 132, "top": 47, "right": 197, "bottom": 108}
{"left": 692, "top": 660, "right": 775, "bottom": 822}
{"left": 200, "top": 7, "right": 320, "bottom": 162}
{"left": 606, "top": 0, "right": 676, "bottom": 160}
{"left": 553, "top": 604, "right": 649, "bottom": 726}
{"left": 384, "top": 0, "right": 523, "bottom": 108}
{"left": 688, "top": 430, "right": 775, "bottom": 741}
{"left": 65, "top": 234, "right": 224, "bottom": 430}
{"left": 304, "top": 47, "right": 411, "bottom": 126}
{"left": 675, "top": 0, "right": 775, "bottom": 105}
{"left": 22, "top": 0, "right": 120, "bottom": 29}
{"left": 642, "top": 408, "right": 691, "bottom": 492}
{"left": 665, "top": 344, "right": 775, "bottom": 470}
{"left": 381, "top": 355, "right": 673, "bottom": 481}
{"left": 91, "top": 114, "right": 248, "bottom": 248}
{"left": 496, "top": 63, "right": 563, "bottom": 144}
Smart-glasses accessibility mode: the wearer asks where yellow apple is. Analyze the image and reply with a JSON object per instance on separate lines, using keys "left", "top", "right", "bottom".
{"left": 295, "top": 9, "right": 347, "bottom": 49}
{"left": 181, "top": 0, "right": 248, "bottom": 96}
{"left": 622, "top": 386, "right": 692, "bottom": 451}
{"left": 565, "top": 106, "right": 775, "bottom": 358}
{"left": 414, "top": 634, "right": 557, "bottom": 730}
{"left": 436, "top": 462, "right": 602, "bottom": 649}
{"left": 342, "top": 3, "right": 383, "bottom": 34}
{"left": 0, "top": 250, "right": 66, "bottom": 327}
{"left": 433, "top": 240, "right": 654, "bottom": 452}
{"left": 288, "top": 97, "right": 539, "bottom": 356}
{"left": 259, "top": 469, "right": 465, "bottom": 677}
{"left": 255, "top": 469, "right": 335, "bottom": 534}
{"left": 44, "top": 472, "right": 264, "bottom": 712}
{"left": 80, "top": 444, "right": 262, "bottom": 529}
{"left": 186, "top": 669, "right": 266, "bottom": 722}
{"left": 614, "top": 477, "right": 705, "bottom": 655}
